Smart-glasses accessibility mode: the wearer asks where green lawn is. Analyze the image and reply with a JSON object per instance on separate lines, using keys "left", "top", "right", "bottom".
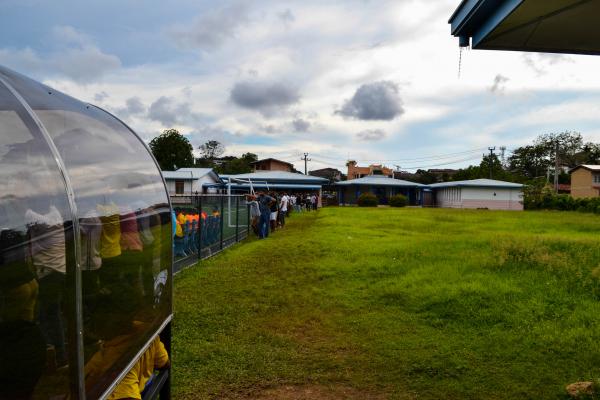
{"left": 173, "top": 207, "right": 600, "bottom": 399}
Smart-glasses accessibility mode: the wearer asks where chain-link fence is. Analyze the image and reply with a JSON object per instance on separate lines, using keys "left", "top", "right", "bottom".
{"left": 171, "top": 194, "right": 250, "bottom": 273}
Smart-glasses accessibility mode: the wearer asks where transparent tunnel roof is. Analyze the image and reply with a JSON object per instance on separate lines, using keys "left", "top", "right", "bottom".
{"left": 0, "top": 65, "right": 172, "bottom": 399}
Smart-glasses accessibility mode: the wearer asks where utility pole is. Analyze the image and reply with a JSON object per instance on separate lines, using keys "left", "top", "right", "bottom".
{"left": 554, "top": 140, "right": 560, "bottom": 193}
{"left": 488, "top": 147, "right": 496, "bottom": 179}
{"left": 301, "top": 153, "right": 311, "bottom": 175}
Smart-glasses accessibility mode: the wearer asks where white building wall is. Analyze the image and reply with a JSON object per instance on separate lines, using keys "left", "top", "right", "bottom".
{"left": 165, "top": 179, "right": 195, "bottom": 195}
{"left": 435, "top": 187, "right": 463, "bottom": 208}
{"left": 460, "top": 187, "right": 523, "bottom": 210}
{"left": 165, "top": 175, "right": 220, "bottom": 195}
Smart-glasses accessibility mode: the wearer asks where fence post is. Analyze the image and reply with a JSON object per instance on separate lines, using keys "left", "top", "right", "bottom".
{"left": 197, "top": 195, "right": 202, "bottom": 259}
{"left": 247, "top": 202, "right": 250, "bottom": 236}
{"left": 220, "top": 195, "right": 224, "bottom": 250}
{"left": 235, "top": 195, "right": 239, "bottom": 242}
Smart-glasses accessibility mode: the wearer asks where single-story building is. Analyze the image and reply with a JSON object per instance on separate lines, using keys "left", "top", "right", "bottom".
{"left": 429, "top": 179, "right": 523, "bottom": 210}
{"left": 336, "top": 176, "right": 426, "bottom": 206}
{"left": 162, "top": 168, "right": 222, "bottom": 196}
{"left": 569, "top": 165, "right": 600, "bottom": 198}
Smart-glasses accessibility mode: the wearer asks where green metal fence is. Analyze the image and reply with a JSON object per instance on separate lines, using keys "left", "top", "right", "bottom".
{"left": 171, "top": 194, "right": 249, "bottom": 273}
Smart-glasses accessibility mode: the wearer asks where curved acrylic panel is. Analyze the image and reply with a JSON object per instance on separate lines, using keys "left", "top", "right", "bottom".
{"left": 0, "top": 66, "right": 173, "bottom": 399}
{"left": 0, "top": 79, "right": 74, "bottom": 399}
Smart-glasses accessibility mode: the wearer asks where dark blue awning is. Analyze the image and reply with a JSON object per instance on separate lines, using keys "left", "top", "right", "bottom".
{"left": 449, "top": 0, "right": 600, "bottom": 55}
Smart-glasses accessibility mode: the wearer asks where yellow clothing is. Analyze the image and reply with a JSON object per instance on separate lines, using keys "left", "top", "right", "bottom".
{"left": 108, "top": 336, "right": 169, "bottom": 400}
{"left": 84, "top": 322, "right": 149, "bottom": 391}
{"left": 1, "top": 279, "right": 38, "bottom": 322}
{"left": 175, "top": 213, "right": 185, "bottom": 237}
{"left": 98, "top": 203, "right": 122, "bottom": 258}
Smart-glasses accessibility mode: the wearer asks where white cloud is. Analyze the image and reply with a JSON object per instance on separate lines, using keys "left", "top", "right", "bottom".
{"left": 168, "top": 3, "right": 250, "bottom": 50}
{"left": 0, "top": 25, "right": 121, "bottom": 83}
{"left": 6, "top": 1, "right": 600, "bottom": 173}
{"left": 356, "top": 129, "right": 386, "bottom": 141}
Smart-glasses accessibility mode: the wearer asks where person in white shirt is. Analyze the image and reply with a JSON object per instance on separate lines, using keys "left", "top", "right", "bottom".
{"left": 279, "top": 193, "right": 289, "bottom": 227}
{"left": 290, "top": 195, "right": 298, "bottom": 213}
{"left": 311, "top": 194, "right": 318, "bottom": 210}
{"left": 25, "top": 205, "right": 68, "bottom": 366}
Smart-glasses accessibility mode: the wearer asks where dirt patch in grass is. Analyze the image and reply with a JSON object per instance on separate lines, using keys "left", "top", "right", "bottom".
{"left": 246, "top": 384, "right": 388, "bottom": 400}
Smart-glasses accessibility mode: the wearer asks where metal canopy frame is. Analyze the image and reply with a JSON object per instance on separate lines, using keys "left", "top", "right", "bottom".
{"left": 449, "top": 0, "right": 600, "bottom": 55}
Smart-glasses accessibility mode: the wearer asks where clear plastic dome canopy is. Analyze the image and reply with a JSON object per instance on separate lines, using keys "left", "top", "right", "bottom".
{"left": 0, "top": 65, "right": 172, "bottom": 399}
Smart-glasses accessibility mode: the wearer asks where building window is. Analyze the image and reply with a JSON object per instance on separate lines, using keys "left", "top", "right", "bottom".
{"left": 594, "top": 175, "right": 600, "bottom": 184}
{"left": 175, "top": 180, "right": 184, "bottom": 194}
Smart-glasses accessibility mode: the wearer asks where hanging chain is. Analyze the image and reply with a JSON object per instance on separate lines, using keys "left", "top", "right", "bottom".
{"left": 458, "top": 46, "right": 463, "bottom": 79}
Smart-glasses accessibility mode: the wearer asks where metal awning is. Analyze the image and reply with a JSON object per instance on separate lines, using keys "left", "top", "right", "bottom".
{"left": 449, "top": 0, "right": 600, "bottom": 55}
{"left": 204, "top": 183, "right": 322, "bottom": 190}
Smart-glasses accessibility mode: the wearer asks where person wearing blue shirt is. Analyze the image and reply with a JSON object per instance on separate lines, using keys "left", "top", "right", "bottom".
{"left": 257, "top": 192, "right": 274, "bottom": 239}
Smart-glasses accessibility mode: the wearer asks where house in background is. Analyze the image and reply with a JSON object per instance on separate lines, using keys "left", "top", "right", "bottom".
{"left": 347, "top": 160, "right": 394, "bottom": 179}
{"left": 162, "top": 168, "right": 222, "bottom": 197}
{"left": 336, "top": 176, "right": 425, "bottom": 206}
{"left": 429, "top": 179, "right": 523, "bottom": 210}
{"left": 569, "top": 165, "right": 600, "bottom": 198}
{"left": 251, "top": 158, "right": 294, "bottom": 172}
{"left": 310, "top": 167, "right": 343, "bottom": 182}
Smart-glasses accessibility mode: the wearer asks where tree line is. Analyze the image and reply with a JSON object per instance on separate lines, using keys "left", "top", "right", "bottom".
{"left": 148, "top": 129, "right": 258, "bottom": 174}
{"left": 409, "top": 131, "right": 600, "bottom": 186}
{"left": 148, "top": 128, "right": 600, "bottom": 187}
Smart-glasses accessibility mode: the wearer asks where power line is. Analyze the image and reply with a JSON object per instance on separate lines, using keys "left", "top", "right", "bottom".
{"left": 399, "top": 155, "right": 483, "bottom": 170}
{"left": 310, "top": 158, "right": 344, "bottom": 169}
{"left": 313, "top": 154, "right": 483, "bottom": 171}
{"left": 312, "top": 147, "right": 489, "bottom": 163}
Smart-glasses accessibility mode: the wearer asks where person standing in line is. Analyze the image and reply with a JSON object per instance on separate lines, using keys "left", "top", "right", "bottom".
{"left": 311, "top": 193, "right": 318, "bottom": 211}
{"left": 269, "top": 192, "right": 278, "bottom": 232}
{"left": 279, "top": 192, "right": 289, "bottom": 228}
{"left": 257, "top": 192, "right": 273, "bottom": 239}
{"left": 247, "top": 195, "right": 261, "bottom": 236}
{"left": 290, "top": 194, "right": 298, "bottom": 213}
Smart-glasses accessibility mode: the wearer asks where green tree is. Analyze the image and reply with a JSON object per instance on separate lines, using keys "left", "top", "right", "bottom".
{"left": 199, "top": 140, "right": 225, "bottom": 160}
{"left": 577, "top": 142, "right": 600, "bottom": 164}
{"left": 453, "top": 154, "right": 518, "bottom": 182}
{"left": 413, "top": 169, "right": 438, "bottom": 184}
{"left": 195, "top": 140, "right": 226, "bottom": 168}
{"left": 508, "top": 131, "right": 587, "bottom": 182}
{"left": 535, "top": 131, "right": 583, "bottom": 167}
{"left": 218, "top": 152, "right": 258, "bottom": 174}
{"left": 149, "top": 129, "right": 194, "bottom": 171}
{"left": 507, "top": 144, "right": 549, "bottom": 179}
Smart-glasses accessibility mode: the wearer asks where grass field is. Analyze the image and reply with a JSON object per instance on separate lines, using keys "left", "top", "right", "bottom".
{"left": 173, "top": 207, "right": 600, "bottom": 399}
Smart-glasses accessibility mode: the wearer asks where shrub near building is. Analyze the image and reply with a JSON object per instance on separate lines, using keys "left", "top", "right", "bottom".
{"left": 389, "top": 194, "right": 408, "bottom": 207}
{"left": 357, "top": 193, "right": 378, "bottom": 207}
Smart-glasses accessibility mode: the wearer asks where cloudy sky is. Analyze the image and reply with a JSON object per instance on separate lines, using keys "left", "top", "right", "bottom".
{"left": 3, "top": 0, "right": 600, "bottom": 172}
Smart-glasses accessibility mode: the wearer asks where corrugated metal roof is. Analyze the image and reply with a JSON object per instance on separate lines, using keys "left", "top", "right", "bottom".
{"left": 162, "top": 168, "right": 220, "bottom": 182}
{"left": 336, "top": 176, "right": 425, "bottom": 187}
{"left": 221, "top": 183, "right": 322, "bottom": 190}
{"left": 162, "top": 170, "right": 199, "bottom": 180}
{"left": 429, "top": 178, "right": 523, "bottom": 189}
{"left": 570, "top": 164, "right": 600, "bottom": 173}
{"left": 225, "top": 171, "right": 328, "bottom": 182}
